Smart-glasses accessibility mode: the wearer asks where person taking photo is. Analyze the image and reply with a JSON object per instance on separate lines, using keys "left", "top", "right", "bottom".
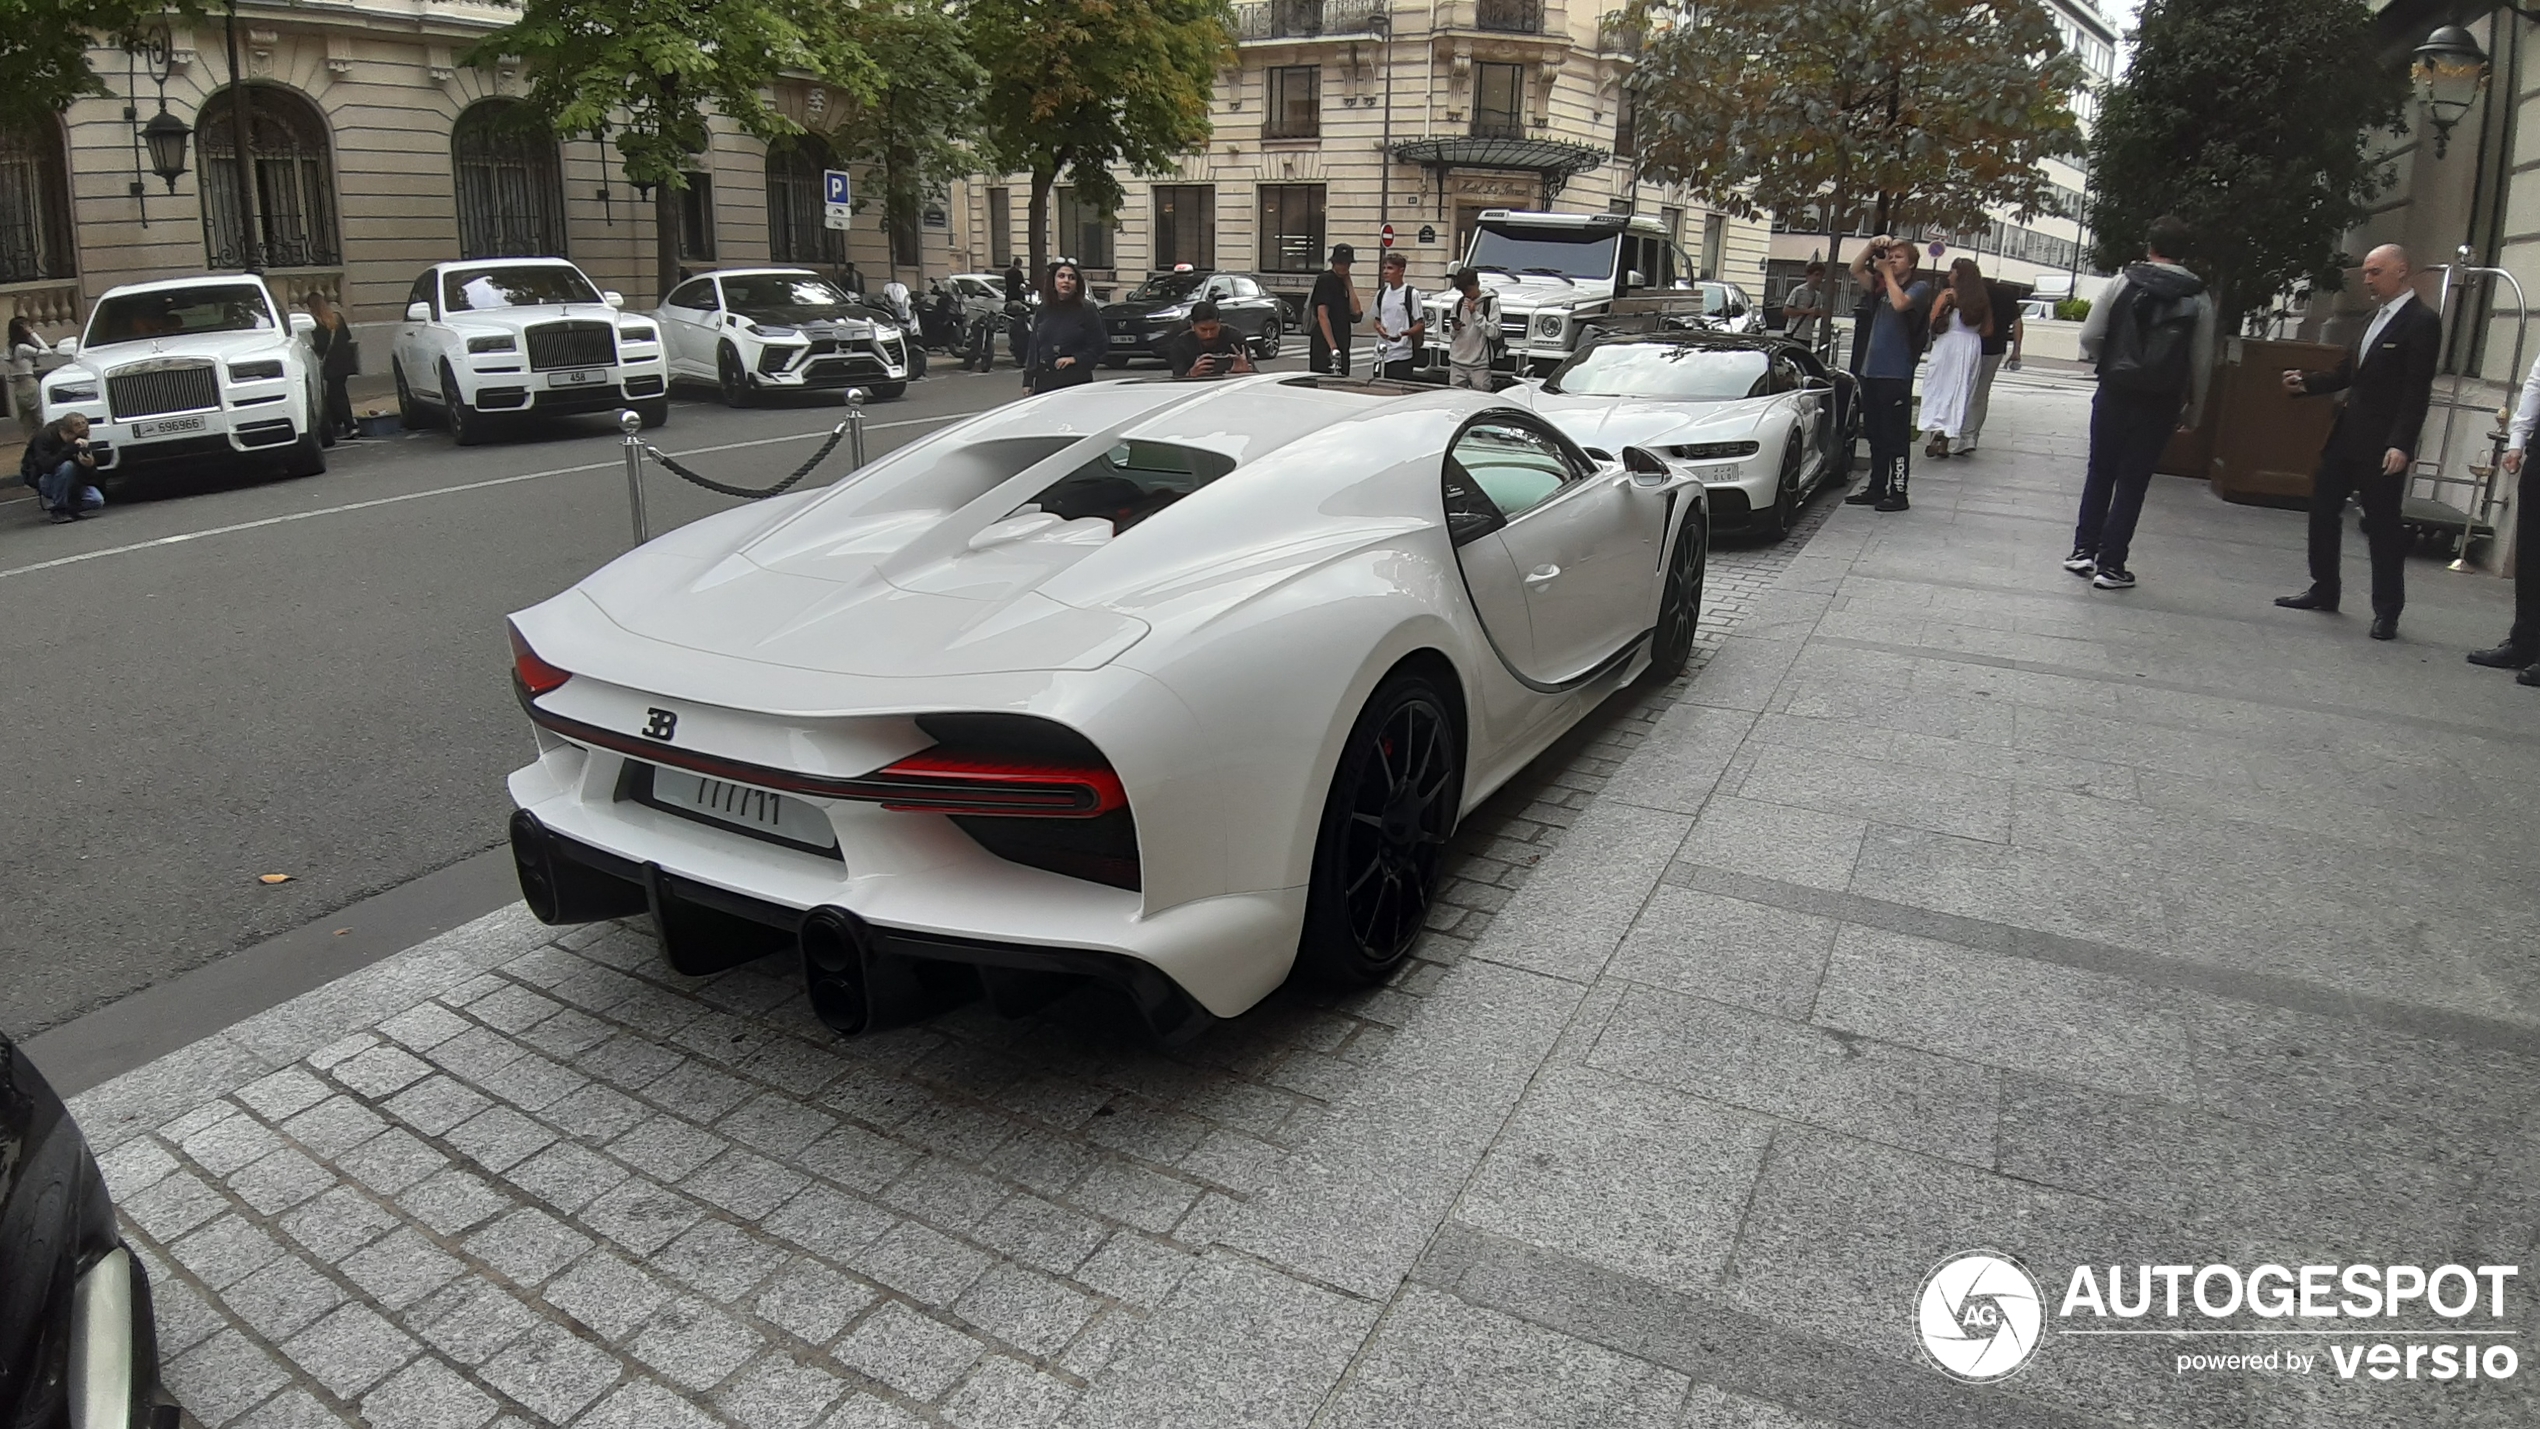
{"left": 1164, "top": 302, "right": 1256, "bottom": 379}
{"left": 1845, "top": 239, "right": 1931, "bottom": 512}
{"left": 21, "top": 411, "right": 103, "bottom": 523}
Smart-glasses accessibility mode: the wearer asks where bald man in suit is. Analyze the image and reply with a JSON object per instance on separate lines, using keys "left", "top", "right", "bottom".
{"left": 2274, "top": 244, "right": 2442, "bottom": 641}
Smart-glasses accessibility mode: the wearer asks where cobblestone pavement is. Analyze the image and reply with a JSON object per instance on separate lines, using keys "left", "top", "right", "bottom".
{"left": 66, "top": 444, "right": 1836, "bottom": 1428}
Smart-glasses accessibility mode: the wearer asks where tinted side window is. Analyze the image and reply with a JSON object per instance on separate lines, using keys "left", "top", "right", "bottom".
{"left": 667, "top": 280, "right": 716, "bottom": 310}
{"left": 407, "top": 273, "right": 434, "bottom": 314}
{"left": 1451, "top": 422, "right": 1576, "bottom": 522}
{"left": 1442, "top": 457, "right": 1506, "bottom": 546}
{"left": 1233, "top": 277, "right": 1263, "bottom": 298}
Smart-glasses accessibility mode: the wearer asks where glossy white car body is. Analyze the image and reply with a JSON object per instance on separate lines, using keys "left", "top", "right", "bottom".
{"left": 655, "top": 268, "right": 911, "bottom": 403}
{"left": 504, "top": 374, "right": 1710, "bottom": 1037}
{"left": 390, "top": 258, "right": 668, "bottom": 440}
{"left": 1517, "top": 334, "right": 1855, "bottom": 539}
{"left": 40, "top": 275, "right": 327, "bottom": 484}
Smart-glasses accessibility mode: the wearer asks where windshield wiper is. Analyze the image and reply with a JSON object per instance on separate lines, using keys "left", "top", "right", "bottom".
{"left": 1518, "top": 267, "right": 1577, "bottom": 285}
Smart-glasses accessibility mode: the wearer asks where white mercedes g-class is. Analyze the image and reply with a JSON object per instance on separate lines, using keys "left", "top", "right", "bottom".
{"left": 1423, "top": 210, "right": 1737, "bottom": 376}
{"left": 39, "top": 275, "right": 329, "bottom": 488}
{"left": 391, "top": 258, "right": 670, "bottom": 444}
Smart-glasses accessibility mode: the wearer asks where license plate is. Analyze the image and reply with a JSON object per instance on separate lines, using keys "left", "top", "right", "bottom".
{"left": 547, "top": 368, "right": 610, "bottom": 388}
{"left": 650, "top": 768, "right": 837, "bottom": 850}
{"left": 1109, "top": 334, "right": 1138, "bottom": 346}
{"left": 130, "top": 414, "right": 208, "bottom": 439}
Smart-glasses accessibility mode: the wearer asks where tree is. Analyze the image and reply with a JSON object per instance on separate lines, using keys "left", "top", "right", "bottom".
{"left": 1624, "top": 0, "right": 2083, "bottom": 279}
{"left": 468, "top": 0, "right": 878, "bottom": 299}
{"left": 5, "top": 0, "right": 196, "bottom": 132}
{"left": 824, "top": 0, "right": 983, "bottom": 278}
{"left": 2086, "top": 0, "right": 2405, "bottom": 329}
{"left": 970, "top": 0, "right": 1232, "bottom": 277}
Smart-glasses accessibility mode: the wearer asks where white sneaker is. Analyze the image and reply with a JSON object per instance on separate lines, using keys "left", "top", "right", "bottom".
{"left": 2061, "top": 548, "right": 2097, "bottom": 575}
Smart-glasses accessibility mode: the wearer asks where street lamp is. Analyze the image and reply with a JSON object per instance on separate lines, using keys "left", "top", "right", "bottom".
{"left": 2411, "top": 25, "right": 2490, "bottom": 160}
{"left": 142, "top": 107, "right": 191, "bottom": 191}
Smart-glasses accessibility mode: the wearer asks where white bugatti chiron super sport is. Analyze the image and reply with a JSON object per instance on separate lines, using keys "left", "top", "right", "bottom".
{"left": 504, "top": 374, "right": 1709, "bottom": 1040}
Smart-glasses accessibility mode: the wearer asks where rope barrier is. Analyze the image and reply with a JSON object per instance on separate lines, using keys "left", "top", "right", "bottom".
{"left": 642, "top": 422, "right": 849, "bottom": 500}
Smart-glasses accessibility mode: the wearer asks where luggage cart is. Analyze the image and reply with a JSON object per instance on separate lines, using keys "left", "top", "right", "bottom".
{"left": 2398, "top": 253, "right": 2527, "bottom": 565}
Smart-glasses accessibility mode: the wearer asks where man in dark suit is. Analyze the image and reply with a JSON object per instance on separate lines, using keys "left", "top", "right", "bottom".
{"left": 2274, "top": 244, "right": 2442, "bottom": 641}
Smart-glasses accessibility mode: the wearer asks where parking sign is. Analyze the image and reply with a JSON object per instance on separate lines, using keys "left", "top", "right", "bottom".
{"left": 823, "top": 170, "right": 852, "bottom": 231}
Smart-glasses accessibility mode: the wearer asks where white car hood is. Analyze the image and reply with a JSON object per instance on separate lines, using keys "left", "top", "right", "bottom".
{"left": 1518, "top": 388, "right": 1779, "bottom": 450}
{"left": 447, "top": 302, "right": 622, "bottom": 333}
{"left": 68, "top": 330, "right": 295, "bottom": 375}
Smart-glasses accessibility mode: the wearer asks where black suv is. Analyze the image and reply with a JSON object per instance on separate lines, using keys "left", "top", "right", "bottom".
{"left": 1101, "top": 270, "right": 1291, "bottom": 366}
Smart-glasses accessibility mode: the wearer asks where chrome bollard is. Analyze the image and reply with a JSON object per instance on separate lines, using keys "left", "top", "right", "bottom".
{"left": 618, "top": 408, "right": 648, "bottom": 546}
{"left": 844, "top": 388, "right": 868, "bottom": 470}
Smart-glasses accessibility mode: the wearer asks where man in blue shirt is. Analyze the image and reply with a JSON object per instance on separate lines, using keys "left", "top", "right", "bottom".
{"left": 1845, "top": 239, "right": 1932, "bottom": 512}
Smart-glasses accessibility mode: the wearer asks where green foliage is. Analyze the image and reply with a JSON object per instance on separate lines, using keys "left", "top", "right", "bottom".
{"left": 3, "top": 0, "right": 199, "bottom": 131}
{"left": 2086, "top": 0, "right": 2404, "bottom": 324}
{"left": 2054, "top": 297, "right": 2090, "bottom": 322}
{"left": 1624, "top": 0, "right": 2084, "bottom": 253}
{"left": 970, "top": 0, "right": 1233, "bottom": 274}
{"left": 823, "top": 0, "right": 983, "bottom": 272}
{"left": 469, "top": 0, "right": 880, "bottom": 295}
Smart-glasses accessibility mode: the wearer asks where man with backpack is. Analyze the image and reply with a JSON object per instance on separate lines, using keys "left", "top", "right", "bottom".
{"left": 2272, "top": 244, "right": 2440, "bottom": 640}
{"left": 2064, "top": 215, "right": 2216, "bottom": 589}
{"left": 1443, "top": 268, "right": 1500, "bottom": 390}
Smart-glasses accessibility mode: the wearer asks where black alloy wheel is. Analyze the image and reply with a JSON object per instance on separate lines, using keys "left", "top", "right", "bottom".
{"left": 394, "top": 361, "right": 434, "bottom": 430}
{"left": 1647, "top": 517, "right": 1707, "bottom": 681}
{"left": 1254, "top": 317, "right": 1283, "bottom": 361}
{"left": 1757, "top": 440, "right": 1802, "bottom": 542}
{"left": 440, "top": 362, "right": 484, "bottom": 447}
{"left": 717, "top": 344, "right": 755, "bottom": 408}
{"left": 1298, "top": 673, "right": 1463, "bottom": 983}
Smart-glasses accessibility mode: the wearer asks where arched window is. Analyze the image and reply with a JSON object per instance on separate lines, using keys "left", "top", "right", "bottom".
{"left": 199, "top": 84, "right": 340, "bottom": 269}
{"left": 766, "top": 134, "right": 845, "bottom": 267}
{"left": 453, "top": 100, "right": 569, "bottom": 258}
{"left": 0, "top": 118, "right": 75, "bottom": 284}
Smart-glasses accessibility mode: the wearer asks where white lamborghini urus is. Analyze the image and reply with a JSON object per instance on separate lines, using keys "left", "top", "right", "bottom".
{"left": 503, "top": 375, "right": 1709, "bottom": 1041}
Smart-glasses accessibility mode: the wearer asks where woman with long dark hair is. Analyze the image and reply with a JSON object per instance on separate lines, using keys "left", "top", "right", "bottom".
{"left": 1024, "top": 261, "right": 1106, "bottom": 395}
{"left": 1921, "top": 258, "right": 1991, "bottom": 458}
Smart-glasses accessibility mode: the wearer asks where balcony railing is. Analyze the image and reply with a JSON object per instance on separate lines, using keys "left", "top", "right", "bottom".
{"left": 1233, "top": 0, "right": 1385, "bottom": 40}
{"left": 1471, "top": 111, "right": 1527, "bottom": 139}
{"left": 1595, "top": 11, "right": 1642, "bottom": 51}
{"left": 1475, "top": 0, "right": 1544, "bottom": 34}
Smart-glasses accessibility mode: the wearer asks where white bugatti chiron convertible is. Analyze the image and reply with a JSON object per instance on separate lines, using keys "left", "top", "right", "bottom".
{"left": 504, "top": 374, "right": 1709, "bottom": 1040}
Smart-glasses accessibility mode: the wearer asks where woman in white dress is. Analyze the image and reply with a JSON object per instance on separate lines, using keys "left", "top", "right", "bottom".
{"left": 1920, "top": 259, "right": 1992, "bottom": 458}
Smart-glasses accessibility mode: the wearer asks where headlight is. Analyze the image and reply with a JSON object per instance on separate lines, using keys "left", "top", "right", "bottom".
{"left": 1668, "top": 440, "right": 1761, "bottom": 461}
{"left": 49, "top": 382, "right": 98, "bottom": 404}
{"left": 466, "top": 335, "right": 516, "bottom": 354}
{"left": 227, "top": 359, "right": 285, "bottom": 382}
{"left": 618, "top": 324, "right": 659, "bottom": 343}
{"left": 745, "top": 321, "right": 799, "bottom": 338}
{"left": 1535, "top": 312, "right": 1565, "bottom": 338}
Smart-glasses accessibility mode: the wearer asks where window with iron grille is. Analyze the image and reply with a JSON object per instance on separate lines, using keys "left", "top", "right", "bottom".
{"left": 680, "top": 171, "right": 716, "bottom": 262}
{"left": 1266, "top": 66, "right": 1321, "bottom": 139}
{"left": 766, "top": 137, "right": 846, "bottom": 266}
{"left": 198, "top": 85, "right": 341, "bottom": 269}
{"left": 1055, "top": 186, "right": 1114, "bottom": 269}
{"left": 1257, "top": 183, "right": 1325, "bottom": 274}
{"left": 1472, "top": 63, "right": 1524, "bottom": 139}
{"left": 0, "top": 118, "right": 74, "bottom": 285}
{"left": 452, "top": 100, "right": 568, "bottom": 259}
{"left": 1153, "top": 185, "right": 1215, "bottom": 270}
{"left": 1475, "top": 0, "right": 1542, "bottom": 32}
{"left": 988, "top": 187, "right": 1013, "bottom": 267}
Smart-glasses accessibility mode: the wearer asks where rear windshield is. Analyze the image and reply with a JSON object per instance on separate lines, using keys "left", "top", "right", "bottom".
{"left": 444, "top": 266, "right": 600, "bottom": 312}
{"left": 1125, "top": 272, "right": 1207, "bottom": 303}
{"left": 86, "top": 286, "right": 276, "bottom": 347}
{"left": 1543, "top": 343, "right": 1769, "bottom": 400}
{"left": 1013, "top": 440, "right": 1239, "bottom": 534}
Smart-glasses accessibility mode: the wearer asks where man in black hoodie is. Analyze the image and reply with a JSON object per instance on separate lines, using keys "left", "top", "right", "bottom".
{"left": 2064, "top": 216, "right": 2217, "bottom": 591}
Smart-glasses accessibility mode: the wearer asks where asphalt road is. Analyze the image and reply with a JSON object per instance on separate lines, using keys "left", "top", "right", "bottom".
{"left": 0, "top": 357, "right": 1100, "bottom": 1037}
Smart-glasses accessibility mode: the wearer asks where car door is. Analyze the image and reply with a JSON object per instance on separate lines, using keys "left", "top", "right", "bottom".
{"left": 1772, "top": 352, "right": 1818, "bottom": 479}
{"left": 1449, "top": 419, "right": 1661, "bottom": 685}
{"left": 394, "top": 271, "right": 435, "bottom": 391}
{"left": 660, "top": 278, "right": 719, "bottom": 377}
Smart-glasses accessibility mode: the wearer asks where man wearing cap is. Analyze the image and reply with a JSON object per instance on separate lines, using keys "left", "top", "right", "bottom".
{"left": 1164, "top": 302, "right": 1256, "bottom": 379}
{"left": 1310, "top": 244, "right": 1363, "bottom": 376}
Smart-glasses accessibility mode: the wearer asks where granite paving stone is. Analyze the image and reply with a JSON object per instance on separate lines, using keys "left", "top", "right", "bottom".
{"left": 339, "top": 1226, "right": 466, "bottom": 1311}
{"left": 402, "top": 1279, "right": 539, "bottom": 1366}
{"left": 715, "top": 1352, "right": 852, "bottom": 1429}
{"left": 221, "top": 1253, "right": 349, "bottom": 1342}
{"left": 166, "top": 1328, "right": 293, "bottom": 1428}
{"left": 653, "top": 1217, "right": 792, "bottom": 1303}
{"left": 280, "top": 1302, "right": 420, "bottom": 1399}
{"left": 755, "top": 1258, "right": 883, "bottom": 1348}
{"left": 395, "top": 1168, "right": 513, "bottom": 1236}
{"left": 474, "top": 1320, "right": 624, "bottom": 1422}
{"left": 630, "top": 1294, "right": 767, "bottom": 1390}
{"left": 462, "top": 1207, "right": 593, "bottom": 1286}
{"left": 358, "top": 1356, "right": 500, "bottom": 1429}
{"left": 1319, "top": 1284, "right": 1687, "bottom": 1429}
{"left": 573, "top": 1377, "right": 722, "bottom": 1429}
{"left": 581, "top": 1175, "right": 710, "bottom": 1258}
{"left": 943, "top": 1356, "right": 1078, "bottom": 1429}
{"left": 505, "top": 1139, "right": 629, "bottom": 1214}
{"left": 225, "top": 1147, "right": 335, "bottom": 1215}
{"left": 335, "top": 1128, "right": 448, "bottom": 1196}
{"left": 834, "top": 1301, "right": 985, "bottom": 1402}
{"left": 277, "top": 1185, "right": 399, "bottom": 1263}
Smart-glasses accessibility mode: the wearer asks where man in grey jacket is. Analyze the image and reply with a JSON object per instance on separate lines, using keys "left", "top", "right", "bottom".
{"left": 2062, "top": 215, "right": 2217, "bottom": 590}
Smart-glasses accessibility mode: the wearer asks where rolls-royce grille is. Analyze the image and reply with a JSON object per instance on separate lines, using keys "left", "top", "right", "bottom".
{"left": 525, "top": 322, "right": 616, "bottom": 372}
{"left": 108, "top": 364, "right": 220, "bottom": 420}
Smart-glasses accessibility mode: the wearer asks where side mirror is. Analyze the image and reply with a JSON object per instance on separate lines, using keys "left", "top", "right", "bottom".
{"left": 55, "top": 337, "right": 78, "bottom": 356}
{"left": 603, "top": 291, "right": 625, "bottom": 310}
{"left": 288, "top": 311, "right": 317, "bottom": 336}
{"left": 405, "top": 301, "right": 431, "bottom": 323}
{"left": 1624, "top": 270, "right": 1648, "bottom": 289}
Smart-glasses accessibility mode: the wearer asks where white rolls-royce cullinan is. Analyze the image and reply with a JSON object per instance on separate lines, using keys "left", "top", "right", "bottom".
{"left": 503, "top": 374, "right": 1710, "bottom": 1041}
{"left": 390, "top": 257, "right": 670, "bottom": 444}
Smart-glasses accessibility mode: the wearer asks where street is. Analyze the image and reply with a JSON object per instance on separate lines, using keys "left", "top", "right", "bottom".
{"left": 0, "top": 367, "right": 1028, "bottom": 1038}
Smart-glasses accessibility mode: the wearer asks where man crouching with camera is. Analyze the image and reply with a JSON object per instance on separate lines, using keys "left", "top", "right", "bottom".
{"left": 1166, "top": 302, "right": 1258, "bottom": 380}
{"left": 21, "top": 412, "right": 103, "bottom": 524}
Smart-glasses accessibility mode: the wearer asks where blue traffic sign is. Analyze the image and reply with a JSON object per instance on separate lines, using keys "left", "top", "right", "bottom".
{"left": 824, "top": 170, "right": 852, "bottom": 206}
